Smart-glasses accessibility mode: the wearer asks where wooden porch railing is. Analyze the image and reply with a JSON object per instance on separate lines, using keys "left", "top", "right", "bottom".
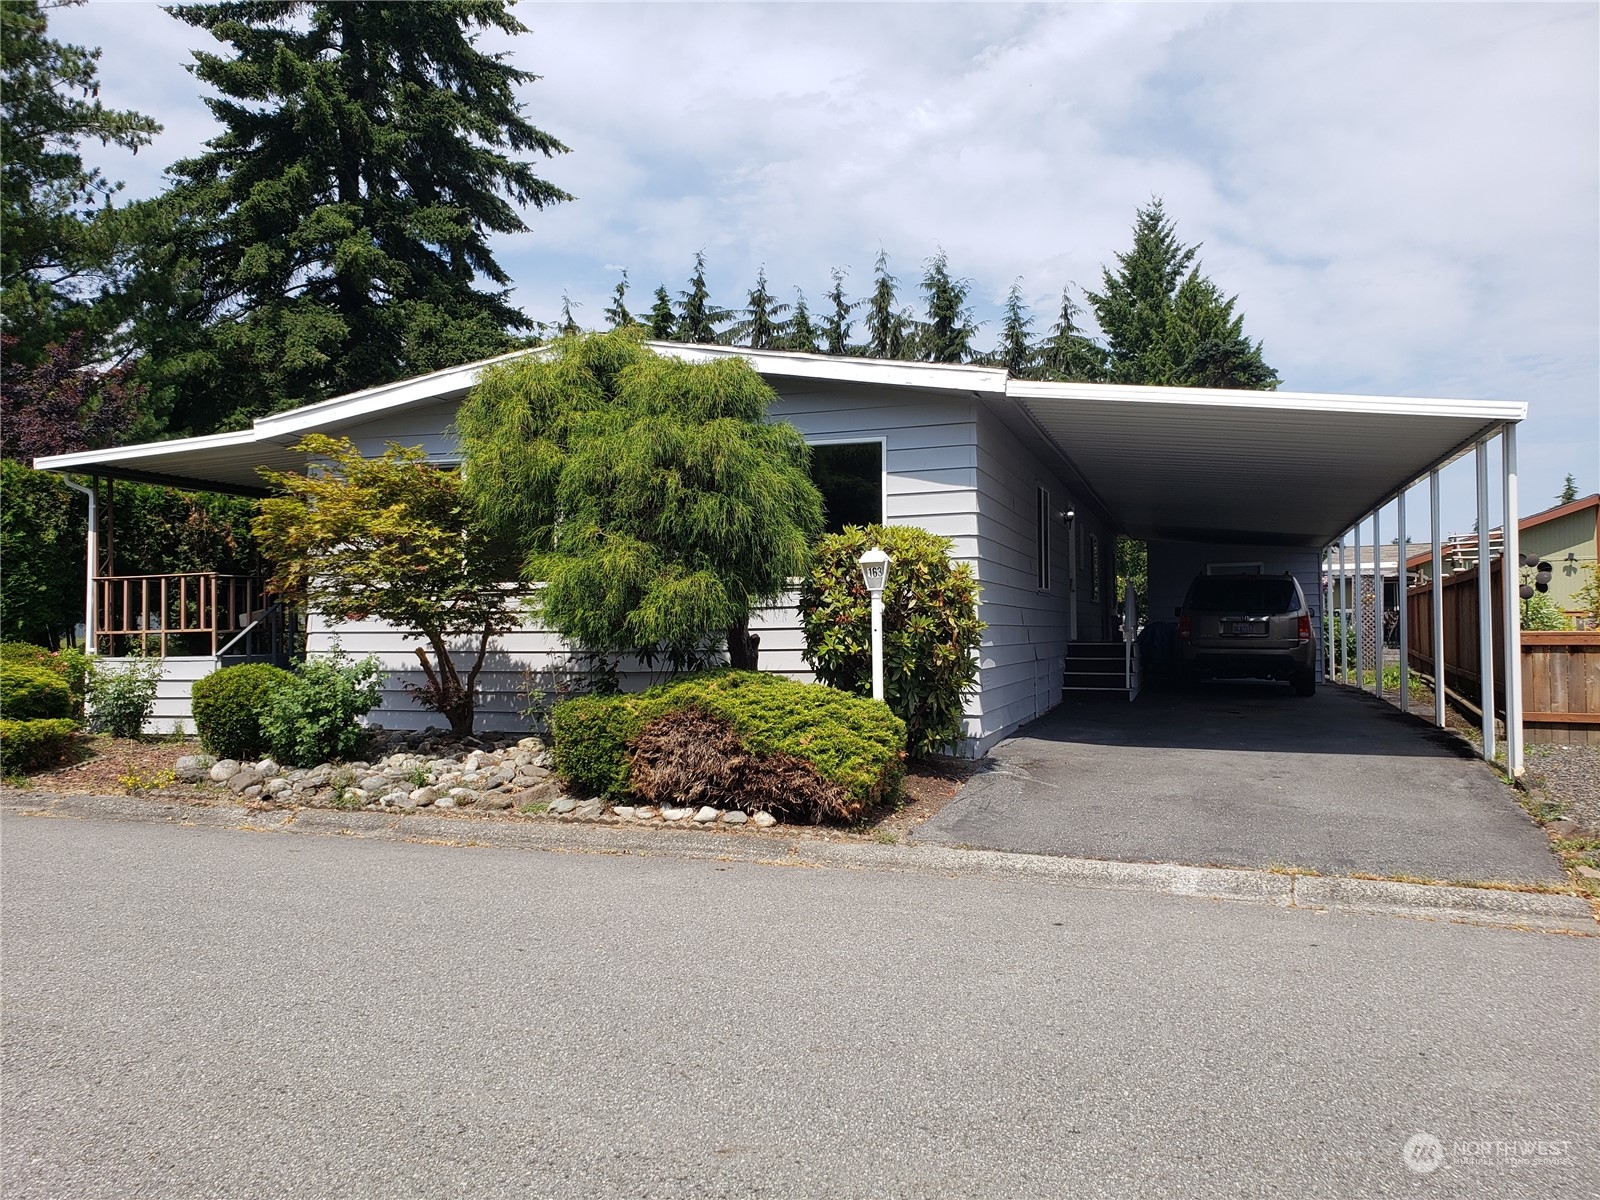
{"left": 94, "top": 573, "right": 268, "bottom": 657}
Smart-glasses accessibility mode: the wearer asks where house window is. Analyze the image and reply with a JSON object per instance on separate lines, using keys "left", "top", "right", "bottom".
{"left": 809, "top": 442, "right": 883, "bottom": 534}
{"left": 1036, "top": 486, "right": 1050, "bottom": 591}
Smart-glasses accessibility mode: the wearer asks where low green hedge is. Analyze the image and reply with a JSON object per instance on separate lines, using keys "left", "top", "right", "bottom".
{"left": 549, "top": 670, "right": 906, "bottom": 818}
{"left": 0, "top": 643, "right": 88, "bottom": 718}
{"left": 1, "top": 662, "right": 73, "bottom": 720}
{"left": 192, "top": 662, "right": 295, "bottom": 760}
{"left": 0, "top": 718, "right": 80, "bottom": 773}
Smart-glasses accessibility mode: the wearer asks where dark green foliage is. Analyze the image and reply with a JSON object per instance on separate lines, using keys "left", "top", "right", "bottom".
{"left": 0, "top": 661, "right": 72, "bottom": 719}
{"left": 603, "top": 271, "right": 634, "bottom": 329}
{"left": 458, "top": 331, "right": 823, "bottom": 670}
{"left": 0, "top": 460, "right": 84, "bottom": 647}
{"left": 191, "top": 662, "right": 294, "bottom": 760}
{"left": 0, "top": 641, "right": 86, "bottom": 717}
{"left": 988, "top": 280, "right": 1036, "bottom": 376}
{"left": 918, "top": 249, "right": 978, "bottom": 364}
{"left": 102, "top": 483, "right": 258, "bottom": 576}
{"left": 0, "top": 0, "right": 161, "bottom": 365}
{"left": 863, "top": 250, "right": 912, "bottom": 359}
{"left": 782, "top": 290, "right": 820, "bottom": 352}
{"left": 647, "top": 285, "right": 675, "bottom": 338}
{"left": 674, "top": 251, "right": 731, "bottom": 344}
{"left": 260, "top": 653, "right": 384, "bottom": 767}
{"left": 1036, "top": 286, "right": 1107, "bottom": 381}
{"left": 1558, "top": 473, "right": 1578, "bottom": 505}
{"left": 85, "top": 658, "right": 161, "bottom": 737}
{"left": 1085, "top": 198, "right": 1277, "bottom": 389}
{"left": 0, "top": 717, "right": 79, "bottom": 773}
{"left": 799, "top": 525, "right": 985, "bottom": 757}
{"left": 549, "top": 670, "right": 905, "bottom": 820}
{"left": 132, "top": 0, "right": 571, "bottom": 432}
{"left": 822, "top": 268, "right": 858, "bottom": 356}
{"left": 729, "top": 265, "right": 787, "bottom": 349}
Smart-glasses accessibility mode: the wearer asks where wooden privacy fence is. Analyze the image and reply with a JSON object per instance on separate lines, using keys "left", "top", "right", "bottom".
{"left": 1407, "top": 560, "right": 1600, "bottom": 744}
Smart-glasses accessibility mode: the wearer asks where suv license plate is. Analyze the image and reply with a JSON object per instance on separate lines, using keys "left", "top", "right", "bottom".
{"left": 1229, "top": 622, "right": 1266, "bottom": 636}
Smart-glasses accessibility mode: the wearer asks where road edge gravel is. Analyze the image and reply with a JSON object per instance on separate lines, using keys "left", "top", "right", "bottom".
{"left": 4, "top": 788, "right": 1595, "bottom": 934}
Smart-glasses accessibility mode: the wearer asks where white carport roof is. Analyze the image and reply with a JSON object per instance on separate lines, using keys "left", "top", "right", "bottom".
{"left": 33, "top": 344, "right": 1524, "bottom": 548}
{"left": 1003, "top": 380, "right": 1525, "bottom": 548}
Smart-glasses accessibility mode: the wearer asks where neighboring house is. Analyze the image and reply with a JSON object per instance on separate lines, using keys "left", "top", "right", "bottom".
{"left": 1408, "top": 494, "right": 1599, "bottom": 623}
{"left": 34, "top": 342, "right": 1526, "bottom": 755}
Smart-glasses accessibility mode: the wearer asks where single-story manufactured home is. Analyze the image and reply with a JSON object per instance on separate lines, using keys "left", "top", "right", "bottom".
{"left": 34, "top": 342, "right": 1531, "bottom": 765}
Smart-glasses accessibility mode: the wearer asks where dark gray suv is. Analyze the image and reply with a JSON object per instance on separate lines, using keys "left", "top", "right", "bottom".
{"left": 1177, "top": 573, "right": 1317, "bottom": 696}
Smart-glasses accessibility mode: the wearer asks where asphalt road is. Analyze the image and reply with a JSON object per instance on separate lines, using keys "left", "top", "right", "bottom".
{"left": 3, "top": 812, "right": 1595, "bottom": 1199}
{"left": 918, "top": 682, "right": 1565, "bottom": 883}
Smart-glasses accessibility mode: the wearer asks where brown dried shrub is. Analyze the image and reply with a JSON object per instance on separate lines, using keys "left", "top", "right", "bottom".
{"left": 627, "top": 707, "right": 855, "bottom": 823}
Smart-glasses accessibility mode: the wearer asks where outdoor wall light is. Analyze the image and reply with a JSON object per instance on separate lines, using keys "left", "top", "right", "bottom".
{"left": 1061, "top": 506, "right": 1076, "bottom": 524}
{"left": 857, "top": 547, "right": 892, "bottom": 702}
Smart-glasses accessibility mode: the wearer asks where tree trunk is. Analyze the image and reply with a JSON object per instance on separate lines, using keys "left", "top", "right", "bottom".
{"left": 726, "top": 620, "right": 760, "bottom": 671}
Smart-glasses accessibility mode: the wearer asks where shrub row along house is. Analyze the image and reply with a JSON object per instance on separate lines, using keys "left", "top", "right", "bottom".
{"left": 33, "top": 341, "right": 1526, "bottom": 757}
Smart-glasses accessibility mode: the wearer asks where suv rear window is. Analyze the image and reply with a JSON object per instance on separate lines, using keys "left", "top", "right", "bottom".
{"left": 1186, "top": 577, "right": 1299, "bottom": 613}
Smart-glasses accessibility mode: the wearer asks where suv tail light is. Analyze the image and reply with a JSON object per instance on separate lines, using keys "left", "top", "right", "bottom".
{"left": 1297, "top": 615, "right": 1312, "bottom": 643}
{"left": 1178, "top": 615, "right": 1192, "bottom": 640}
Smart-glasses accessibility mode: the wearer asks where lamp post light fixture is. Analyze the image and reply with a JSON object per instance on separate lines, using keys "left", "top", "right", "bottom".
{"left": 857, "top": 547, "right": 892, "bottom": 702}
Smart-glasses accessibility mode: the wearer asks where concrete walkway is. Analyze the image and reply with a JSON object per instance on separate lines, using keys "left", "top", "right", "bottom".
{"left": 916, "top": 681, "right": 1567, "bottom": 883}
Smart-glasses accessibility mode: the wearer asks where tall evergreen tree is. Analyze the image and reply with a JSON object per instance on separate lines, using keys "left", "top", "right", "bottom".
{"left": 821, "top": 267, "right": 858, "bottom": 356}
{"left": 1036, "top": 285, "right": 1107, "bottom": 382}
{"left": 918, "top": 249, "right": 978, "bottom": 364}
{"left": 557, "top": 292, "right": 581, "bottom": 336}
{"left": 603, "top": 270, "right": 634, "bottom": 329}
{"left": 647, "top": 285, "right": 675, "bottom": 339}
{"left": 728, "top": 265, "right": 787, "bottom": 349}
{"left": 1559, "top": 473, "right": 1579, "bottom": 504}
{"left": 782, "top": 289, "right": 819, "bottom": 352}
{"left": 1, "top": 0, "right": 160, "bottom": 364}
{"left": 131, "top": 0, "right": 571, "bottom": 433}
{"left": 1085, "top": 198, "right": 1276, "bottom": 389}
{"left": 674, "top": 250, "right": 731, "bottom": 344}
{"left": 987, "top": 280, "right": 1036, "bottom": 376}
{"left": 863, "top": 250, "right": 911, "bottom": 360}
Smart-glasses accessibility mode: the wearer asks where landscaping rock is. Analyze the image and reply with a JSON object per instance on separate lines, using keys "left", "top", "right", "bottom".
{"left": 752, "top": 811, "right": 778, "bottom": 828}
{"left": 435, "top": 795, "right": 458, "bottom": 809}
{"left": 255, "top": 759, "right": 280, "bottom": 778}
{"left": 693, "top": 806, "right": 719, "bottom": 824}
{"left": 209, "top": 760, "right": 240, "bottom": 783}
{"left": 575, "top": 799, "right": 606, "bottom": 820}
{"left": 358, "top": 775, "right": 388, "bottom": 794}
{"left": 661, "top": 806, "right": 690, "bottom": 821}
{"left": 613, "top": 806, "right": 637, "bottom": 819}
{"left": 634, "top": 806, "right": 659, "bottom": 821}
{"left": 478, "top": 793, "right": 514, "bottom": 811}
{"left": 226, "top": 768, "right": 264, "bottom": 794}
{"left": 173, "top": 755, "right": 215, "bottom": 784}
{"left": 522, "top": 779, "right": 563, "bottom": 805}
{"left": 409, "top": 786, "right": 439, "bottom": 807}
{"left": 722, "top": 811, "right": 747, "bottom": 826}
{"left": 379, "top": 789, "right": 409, "bottom": 808}
{"left": 448, "top": 787, "right": 477, "bottom": 807}
{"left": 550, "top": 796, "right": 578, "bottom": 815}
{"left": 264, "top": 778, "right": 292, "bottom": 797}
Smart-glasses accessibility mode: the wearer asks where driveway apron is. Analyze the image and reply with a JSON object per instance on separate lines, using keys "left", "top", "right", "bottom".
{"left": 915, "top": 682, "right": 1567, "bottom": 883}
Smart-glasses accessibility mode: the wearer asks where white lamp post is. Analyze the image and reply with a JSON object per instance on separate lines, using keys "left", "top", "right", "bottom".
{"left": 857, "top": 547, "right": 892, "bottom": 702}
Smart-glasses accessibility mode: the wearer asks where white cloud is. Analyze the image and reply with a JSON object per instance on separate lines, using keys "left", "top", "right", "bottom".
{"left": 50, "top": 0, "right": 1600, "bottom": 516}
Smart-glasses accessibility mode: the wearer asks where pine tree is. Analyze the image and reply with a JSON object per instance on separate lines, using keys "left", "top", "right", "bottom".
{"left": 557, "top": 292, "right": 581, "bottom": 336}
{"left": 987, "top": 280, "right": 1036, "bottom": 376}
{"left": 647, "top": 285, "right": 675, "bottom": 339}
{"left": 782, "top": 289, "right": 820, "bottom": 352}
{"left": 919, "top": 249, "right": 979, "bottom": 364}
{"left": 728, "top": 265, "right": 788, "bottom": 349}
{"left": 1036, "top": 285, "right": 1108, "bottom": 382}
{"left": 675, "top": 251, "right": 731, "bottom": 344}
{"left": 603, "top": 270, "right": 634, "bottom": 329}
{"left": 821, "top": 267, "right": 859, "bottom": 356}
{"left": 863, "top": 250, "right": 911, "bottom": 360}
{"left": 131, "top": 0, "right": 571, "bottom": 433}
{"left": 1, "top": 0, "right": 160, "bottom": 364}
{"left": 1086, "top": 198, "right": 1276, "bottom": 389}
{"left": 1559, "top": 473, "right": 1579, "bottom": 504}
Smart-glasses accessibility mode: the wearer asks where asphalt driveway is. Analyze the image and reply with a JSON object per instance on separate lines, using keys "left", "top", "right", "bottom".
{"left": 915, "top": 681, "right": 1567, "bottom": 883}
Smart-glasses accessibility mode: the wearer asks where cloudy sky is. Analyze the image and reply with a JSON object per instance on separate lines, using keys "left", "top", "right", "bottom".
{"left": 55, "top": 1, "right": 1599, "bottom": 532}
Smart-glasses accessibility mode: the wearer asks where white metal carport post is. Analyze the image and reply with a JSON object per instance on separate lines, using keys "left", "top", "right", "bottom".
{"left": 1323, "top": 546, "right": 1334, "bottom": 681}
{"left": 1338, "top": 537, "right": 1349, "bottom": 683}
{"left": 1430, "top": 469, "right": 1445, "bottom": 728}
{"left": 1396, "top": 489, "right": 1409, "bottom": 714}
{"left": 1353, "top": 518, "right": 1363, "bottom": 688}
{"left": 1501, "top": 424, "right": 1524, "bottom": 777}
{"left": 1475, "top": 441, "right": 1496, "bottom": 762}
{"left": 1371, "top": 506, "right": 1381, "bottom": 695}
